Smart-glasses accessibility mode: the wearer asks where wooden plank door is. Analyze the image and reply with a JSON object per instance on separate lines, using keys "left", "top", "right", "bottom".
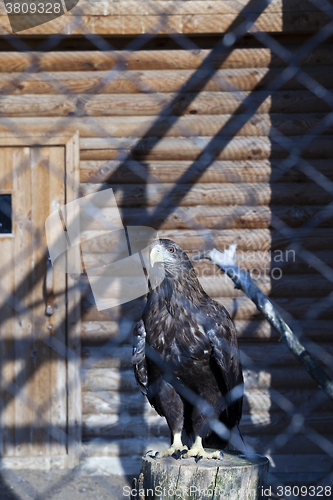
{"left": 0, "top": 143, "right": 79, "bottom": 468}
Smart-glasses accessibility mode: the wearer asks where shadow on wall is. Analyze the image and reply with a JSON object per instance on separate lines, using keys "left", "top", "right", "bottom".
{"left": 266, "top": 24, "right": 333, "bottom": 483}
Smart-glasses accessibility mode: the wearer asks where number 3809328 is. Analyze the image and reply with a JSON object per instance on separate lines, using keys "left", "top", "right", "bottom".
{"left": 5, "top": 3, "right": 61, "bottom": 14}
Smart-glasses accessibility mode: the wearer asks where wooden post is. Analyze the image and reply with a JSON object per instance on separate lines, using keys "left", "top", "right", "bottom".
{"left": 132, "top": 451, "right": 269, "bottom": 500}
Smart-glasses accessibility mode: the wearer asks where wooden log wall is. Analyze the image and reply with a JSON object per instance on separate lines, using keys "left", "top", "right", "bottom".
{"left": 0, "top": 0, "right": 331, "bottom": 35}
{"left": 2, "top": 32, "right": 333, "bottom": 483}
{"left": 76, "top": 38, "right": 333, "bottom": 481}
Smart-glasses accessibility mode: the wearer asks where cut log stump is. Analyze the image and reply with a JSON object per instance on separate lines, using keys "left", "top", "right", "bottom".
{"left": 132, "top": 450, "right": 269, "bottom": 500}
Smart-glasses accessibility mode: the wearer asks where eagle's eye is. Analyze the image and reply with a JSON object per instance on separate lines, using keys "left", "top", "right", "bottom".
{"left": 167, "top": 246, "right": 175, "bottom": 253}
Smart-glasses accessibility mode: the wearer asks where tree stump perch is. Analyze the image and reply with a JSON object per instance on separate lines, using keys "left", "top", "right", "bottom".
{"left": 131, "top": 451, "right": 269, "bottom": 499}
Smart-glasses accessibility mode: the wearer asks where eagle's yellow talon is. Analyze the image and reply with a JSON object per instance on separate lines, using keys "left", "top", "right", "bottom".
{"left": 147, "top": 433, "right": 188, "bottom": 460}
{"left": 183, "top": 437, "right": 224, "bottom": 461}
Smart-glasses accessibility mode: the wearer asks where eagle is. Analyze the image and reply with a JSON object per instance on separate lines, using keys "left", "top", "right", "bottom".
{"left": 132, "top": 239, "right": 243, "bottom": 461}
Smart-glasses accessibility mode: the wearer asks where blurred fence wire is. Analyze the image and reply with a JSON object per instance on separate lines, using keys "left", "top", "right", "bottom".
{"left": 0, "top": 0, "right": 333, "bottom": 498}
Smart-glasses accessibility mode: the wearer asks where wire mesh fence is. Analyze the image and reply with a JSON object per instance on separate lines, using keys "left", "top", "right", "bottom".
{"left": 0, "top": 0, "right": 333, "bottom": 498}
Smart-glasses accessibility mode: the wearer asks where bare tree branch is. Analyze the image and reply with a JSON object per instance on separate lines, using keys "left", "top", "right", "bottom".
{"left": 199, "top": 245, "right": 333, "bottom": 401}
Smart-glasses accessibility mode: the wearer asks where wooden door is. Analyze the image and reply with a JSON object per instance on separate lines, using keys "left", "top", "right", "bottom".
{"left": 0, "top": 138, "right": 80, "bottom": 468}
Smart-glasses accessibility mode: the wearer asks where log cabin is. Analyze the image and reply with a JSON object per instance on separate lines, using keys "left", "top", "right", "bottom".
{"left": 0, "top": 0, "right": 332, "bottom": 489}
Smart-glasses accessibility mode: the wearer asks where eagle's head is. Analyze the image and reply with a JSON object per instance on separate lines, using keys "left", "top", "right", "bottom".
{"left": 148, "top": 238, "right": 205, "bottom": 307}
{"left": 149, "top": 239, "right": 195, "bottom": 281}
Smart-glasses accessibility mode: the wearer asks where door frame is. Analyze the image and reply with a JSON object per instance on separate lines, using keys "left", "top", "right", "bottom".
{"left": 0, "top": 133, "right": 81, "bottom": 469}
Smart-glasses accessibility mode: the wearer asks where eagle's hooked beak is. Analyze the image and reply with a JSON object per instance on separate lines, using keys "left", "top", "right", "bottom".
{"left": 150, "top": 245, "right": 164, "bottom": 267}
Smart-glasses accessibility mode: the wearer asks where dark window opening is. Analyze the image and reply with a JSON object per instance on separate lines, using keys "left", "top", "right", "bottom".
{"left": 0, "top": 194, "right": 12, "bottom": 234}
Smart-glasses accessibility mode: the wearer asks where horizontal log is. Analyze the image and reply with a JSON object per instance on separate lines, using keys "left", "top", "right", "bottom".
{"left": 82, "top": 436, "right": 169, "bottom": 459}
{"left": 81, "top": 433, "right": 332, "bottom": 461}
{"left": 82, "top": 345, "right": 136, "bottom": 369}
{"left": 81, "top": 436, "right": 333, "bottom": 461}
{"left": 2, "top": 45, "right": 333, "bottom": 73}
{"left": 254, "top": 339, "right": 333, "bottom": 368}
{"left": 0, "top": 9, "right": 331, "bottom": 35}
{"left": 162, "top": 228, "right": 333, "bottom": 252}
{"left": 80, "top": 182, "right": 333, "bottom": 206}
{"left": 221, "top": 296, "right": 333, "bottom": 321}
{"left": 81, "top": 391, "right": 163, "bottom": 418}
{"left": 0, "top": 49, "right": 274, "bottom": 73}
{"left": 199, "top": 274, "right": 333, "bottom": 298}
{"left": 0, "top": 0, "right": 326, "bottom": 13}
{"left": 77, "top": 204, "right": 333, "bottom": 231}
{"left": 81, "top": 228, "right": 333, "bottom": 253}
{"left": 82, "top": 412, "right": 166, "bottom": 438}
{"left": 3, "top": 114, "right": 333, "bottom": 138}
{"left": 0, "top": 13, "right": 275, "bottom": 36}
{"left": 80, "top": 159, "right": 333, "bottom": 185}
{"left": 79, "top": 135, "right": 333, "bottom": 161}
{"left": 82, "top": 412, "right": 330, "bottom": 444}
{"left": 215, "top": 411, "right": 330, "bottom": 436}
{"left": 81, "top": 321, "right": 121, "bottom": 342}
{"left": 80, "top": 319, "right": 136, "bottom": 345}
{"left": 0, "top": 1, "right": 253, "bottom": 17}
{"left": 82, "top": 368, "right": 137, "bottom": 392}
{"left": 81, "top": 387, "right": 333, "bottom": 417}
{"left": 25, "top": 0, "right": 332, "bottom": 17}
{"left": 60, "top": 0, "right": 333, "bottom": 11}
{"left": 244, "top": 432, "right": 333, "bottom": 455}
{"left": 82, "top": 365, "right": 318, "bottom": 393}
{"left": 2, "top": 90, "right": 332, "bottom": 117}
{"left": 81, "top": 296, "right": 146, "bottom": 323}
{"left": 6, "top": 0, "right": 261, "bottom": 17}
{"left": 75, "top": 0, "right": 333, "bottom": 15}
{"left": 81, "top": 391, "right": 147, "bottom": 416}
{"left": 81, "top": 409, "right": 332, "bottom": 443}
{"left": 80, "top": 273, "right": 332, "bottom": 301}
{"left": 81, "top": 296, "right": 333, "bottom": 322}
{"left": 246, "top": 388, "right": 333, "bottom": 415}
{"left": 245, "top": 366, "right": 320, "bottom": 391}
{"left": 80, "top": 228, "right": 271, "bottom": 253}
{"left": 81, "top": 412, "right": 333, "bottom": 444}
{"left": 81, "top": 318, "right": 333, "bottom": 344}
{"left": 3, "top": 67, "right": 333, "bottom": 95}
{"left": 193, "top": 249, "right": 333, "bottom": 274}
{"left": 81, "top": 342, "right": 333, "bottom": 371}
{"left": 240, "top": 248, "right": 333, "bottom": 273}
{"left": 81, "top": 249, "right": 333, "bottom": 275}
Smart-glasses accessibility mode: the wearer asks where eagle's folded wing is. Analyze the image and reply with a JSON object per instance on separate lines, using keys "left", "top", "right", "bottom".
{"left": 206, "top": 302, "right": 243, "bottom": 420}
{"left": 132, "top": 319, "right": 148, "bottom": 395}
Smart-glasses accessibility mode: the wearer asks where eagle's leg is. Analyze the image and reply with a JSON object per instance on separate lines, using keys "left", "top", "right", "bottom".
{"left": 183, "top": 436, "right": 224, "bottom": 462}
{"left": 148, "top": 432, "right": 188, "bottom": 459}
{"left": 147, "top": 382, "right": 187, "bottom": 459}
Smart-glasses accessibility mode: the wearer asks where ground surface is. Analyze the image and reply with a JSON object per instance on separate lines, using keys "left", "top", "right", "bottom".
{"left": 0, "top": 469, "right": 132, "bottom": 500}
{"left": 1, "top": 467, "right": 332, "bottom": 500}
